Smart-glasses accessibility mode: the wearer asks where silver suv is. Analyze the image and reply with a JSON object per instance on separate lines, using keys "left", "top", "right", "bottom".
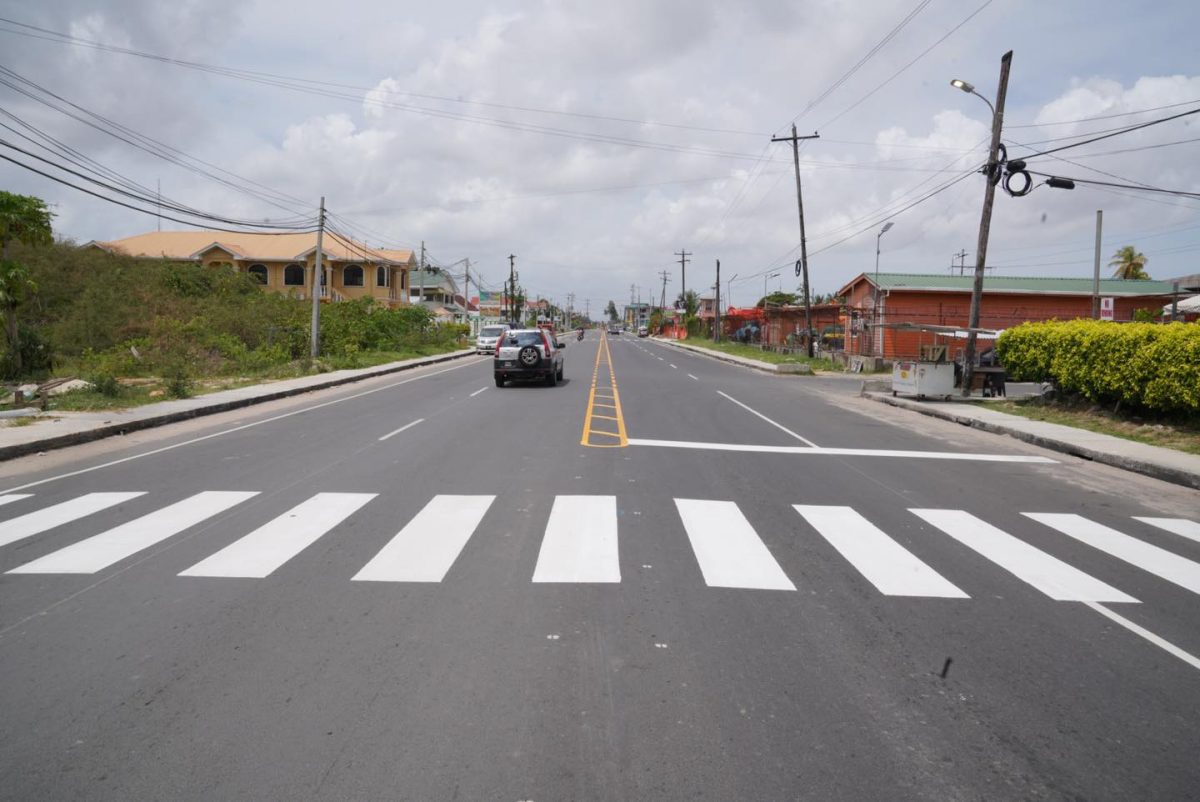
{"left": 476, "top": 324, "right": 511, "bottom": 354}
{"left": 494, "top": 328, "right": 565, "bottom": 387}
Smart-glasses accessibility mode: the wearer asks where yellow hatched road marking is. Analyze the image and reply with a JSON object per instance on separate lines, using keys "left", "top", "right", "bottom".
{"left": 580, "top": 332, "right": 629, "bottom": 447}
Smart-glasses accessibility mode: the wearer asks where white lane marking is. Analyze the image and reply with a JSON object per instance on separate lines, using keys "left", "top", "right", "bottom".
{"left": 10, "top": 492, "right": 258, "bottom": 574}
{"left": 627, "top": 438, "right": 1057, "bottom": 463}
{"left": 378, "top": 418, "right": 425, "bottom": 441}
{"left": 794, "top": 505, "right": 968, "bottom": 598}
{"left": 532, "top": 495, "right": 620, "bottom": 583}
{"left": 669, "top": 364, "right": 677, "bottom": 369}
{"left": 910, "top": 509, "right": 1137, "bottom": 603}
{"left": 469, "top": 386, "right": 488, "bottom": 398}
{"left": 687, "top": 374, "right": 699, "bottom": 381}
{"left": 0, "top": 492, "right": 145, "bottom": 549}
{"left": 716, "top": 391, "right": 819, "bottom": 447}
{"left": 1025, "top": 513, "right": 1200, "bottom": 595}
{"left": 181, "top": 493, "right": 375, "bottom": 578}
{"left": 353, "top": 495, "right": 495, "bottom": 583}
{"left": 0, "top": 494, "right": 32, "bottom": 508}
{"left": 1133, "top": 517, "right": 1200, "bottom": 544}
{"left": 0, "top": 359, "right": 480, "bottom": 495}
{"left": 1084, "top": 601, "right": 1200, "bottom": 672}
{"left": 675, "top": 499, "right": 795, "bottom": 591}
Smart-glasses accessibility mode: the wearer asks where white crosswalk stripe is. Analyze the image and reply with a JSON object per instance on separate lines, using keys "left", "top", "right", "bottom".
{"left": 182, "top": 493, "right": 375, "bottom": 578}
{"left": 911, "top": 509, "right": 1138, "bottom": 603}
{"left": 676, "top": 499, "right": 795, "bottom": 591}
{"left": 0, "top": 492, "right": 145, "bottom": 549}
{"left": 794, "top": 505, "right": 968, "bottom": 598}
{"left": 9, "top": 492, "right": 257, "bottom": 574}
{"left": 0, "top": 494, "right": 32, "bottom": 508}
{"left": 1025, "top": 513, "right": 1200, "bottom": 596}
{"left": 353, "top": 495, "right": 494, "bottom": 583}
{"left": 1133, "top": 517, "right": 1200, "bottom": 545}
{"left": 533, "top": 495, "right": 620, "bottom": 583}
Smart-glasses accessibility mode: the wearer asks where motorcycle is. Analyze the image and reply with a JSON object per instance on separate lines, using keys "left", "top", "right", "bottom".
{"left": 576, "top": 329, "right": 585, "bottom": 341}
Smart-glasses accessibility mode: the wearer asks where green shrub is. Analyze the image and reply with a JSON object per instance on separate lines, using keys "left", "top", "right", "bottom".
{"left": 88, "top": 373, "right": 121, "bottom": 397}
{"left": 996, "top": 320, "right": 1200, "bottom": 414}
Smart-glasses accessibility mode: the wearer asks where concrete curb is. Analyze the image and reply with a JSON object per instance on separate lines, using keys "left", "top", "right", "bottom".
{"left": 649, "top": 338, "right": 812, "bottom": 375}
{"left": 865, "top": 391, "right": 1200, "bottom": 491}
{"left": 0, "top": 349, "right": 479, "bottom": 462}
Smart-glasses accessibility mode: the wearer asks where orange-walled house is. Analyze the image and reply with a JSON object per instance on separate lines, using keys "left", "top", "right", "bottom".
{"left": 837, "top": 273, "right": 1177, "bottom": 360}
{"left": 89, "top": 230, "right": 416, "bottom": 307}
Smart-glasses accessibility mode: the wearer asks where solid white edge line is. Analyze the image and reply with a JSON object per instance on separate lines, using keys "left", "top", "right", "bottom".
{"left": 469, "top": 386, "right": 488, "bottom": 398}
{"left": 379, "top": 418, "right": 425, "bottom": 441}
{"left": 1083, "top": 601, "right": 1200, "bottom": 672}
{"left": 2, "top": 360, "right": 479, "bottom": 494}
{"left": 626, "top": 438, "right": 1057, "bottom": 462}
{"left": 716, "top": 390, "right": 820, "bottom": 448}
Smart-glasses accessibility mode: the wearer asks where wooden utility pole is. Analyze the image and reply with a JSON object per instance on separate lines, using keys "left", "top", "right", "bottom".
{"left": 714, "top": 259, "right": 721, "bottom": 342}
{"left": 962, "top": 50, "right": 1012, "bottom": 397}
{"left": 675, "top": 249, "right": 691, "bottom": 306}
{"left": 310, "top": 196, "right": 325, "bottom": 358}
{"left": 771, "top": 124, "right": 819, "bottom": 357}
{"left": 658, "top": 269, "right": 671, "bottom": 310}
{"left": 508, "top": 254, "right": 517, "bottom": 325}
{"left": 1091, "top": 210, "right": 1103, "bottom": 319}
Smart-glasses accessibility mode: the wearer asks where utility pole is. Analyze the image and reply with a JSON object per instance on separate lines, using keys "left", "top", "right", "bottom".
{"left": 658, "top": 269, "right": 670, "bottom": 310}
{"left": 714, "top": 259, "right": 721, "bottom": 342}
{"left": 953, "top": 249, "right": 968, "bottom": 276}
{"left": 508, "top": 254, "right": 517, "bottom": 325}
{"left": 772, "top": 124, "right": 820, "bottom": 357}
{"left": 418, "top": 241, "right": 426, "bottom": 309}
{"left": 675, "top": 249, "right": 691, "bottom": 306}
{"left": 463, "top": 258, "right": 471, "bottom": 333}
{"left": 1091, "top": 210, "right": 1103, "bottom": 319}
{"left": 310, "top": 196, "right": 325, "bottom": 358}
{"left": 962, "top": 50, "right": 1012, "bottom": 397}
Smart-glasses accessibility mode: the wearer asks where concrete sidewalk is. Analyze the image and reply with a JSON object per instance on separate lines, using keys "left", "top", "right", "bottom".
{"left": 866, "top": 390, "right": 1200, "bottom": 491}
{"left": 0, "top": 348, "right": 479, "bottom": 461}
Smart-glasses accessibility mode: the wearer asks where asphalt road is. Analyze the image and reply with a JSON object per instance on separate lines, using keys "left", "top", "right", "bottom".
{"left": 1, "top": 332, "right": 1197, "bottom": 801}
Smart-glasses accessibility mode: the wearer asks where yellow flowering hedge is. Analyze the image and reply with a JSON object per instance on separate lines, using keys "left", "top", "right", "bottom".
{"left": 995, "top": 320, "right": 1200, "bottom": 414}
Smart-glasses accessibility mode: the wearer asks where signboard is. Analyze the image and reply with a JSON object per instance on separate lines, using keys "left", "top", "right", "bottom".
{"left": 1100, "top": 297, "right": 1115, "bottom": 321}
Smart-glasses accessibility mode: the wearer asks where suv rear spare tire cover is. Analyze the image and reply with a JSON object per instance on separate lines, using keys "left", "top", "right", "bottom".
{"left": 519, "top": 345, "right": 541, "bottom": 367}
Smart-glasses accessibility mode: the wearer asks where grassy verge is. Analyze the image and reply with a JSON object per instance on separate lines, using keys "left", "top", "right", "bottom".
{"left": 984, "top": 398, "right": 1200, "bottom": 456}
{"left": 6, "top": 342, "right": 468, "bottom": 414}
{"left": 674, "top": 339, "right": 839, "bottom": 372}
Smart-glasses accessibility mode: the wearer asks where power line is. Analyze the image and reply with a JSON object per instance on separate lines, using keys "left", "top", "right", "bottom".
{"left": 1006, "top": 98, "right": 1200, "bottom": 129}
{"left": 1027, "top": 170, "right": 1200, "bottom": 199}
{"left": 1017, "top": 107, "right": 1200, "bottom": 160}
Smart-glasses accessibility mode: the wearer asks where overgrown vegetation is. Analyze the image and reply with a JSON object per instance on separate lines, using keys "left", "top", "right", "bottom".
{"left": 3, "top": 239, "right": 468, "bottom": 406}
{"left": 985, "top": 396, "right": 1200, "bottom": 456}
{"left": 996, "top": 320, "right": 1199, "bottom": 416}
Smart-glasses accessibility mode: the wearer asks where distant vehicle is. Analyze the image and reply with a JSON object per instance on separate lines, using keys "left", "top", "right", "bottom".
{"left": 494, "top": 328, "right": 565, "bottom": 387}
{"left": 607, "top": 323, "right": 620, "bottom": 335}
{"left": 637, "top": 326, "right": 648, "bottom": 337}
{"left": 476, "top": 324, "right": 511, "bottom": 353}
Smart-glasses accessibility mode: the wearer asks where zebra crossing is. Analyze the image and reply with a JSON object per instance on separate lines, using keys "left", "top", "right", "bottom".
{"left": 0, "top": 491, "right": 1197, "bottom": 603}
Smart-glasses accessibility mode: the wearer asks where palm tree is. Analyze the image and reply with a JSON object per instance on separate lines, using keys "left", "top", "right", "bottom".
{"left": 0, "top": 191, "right": 53, "bottom": 376}
{"left": 1108, "top": 245, "right": 1150, "bottom": 280}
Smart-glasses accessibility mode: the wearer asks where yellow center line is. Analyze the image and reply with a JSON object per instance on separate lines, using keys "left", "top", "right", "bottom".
{"left": 580, "top": 332, "right": 629, "bottom": 447}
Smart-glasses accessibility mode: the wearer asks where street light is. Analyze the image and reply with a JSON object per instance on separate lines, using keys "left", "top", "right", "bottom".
{"left": 872, "top": 221, "right": 894, "bottom": 356}
{"left": 950, "top": 51, "right": 1012, "bottom": 397}
{"left": 765, "top": 272, "right": 780, "bottom": 299}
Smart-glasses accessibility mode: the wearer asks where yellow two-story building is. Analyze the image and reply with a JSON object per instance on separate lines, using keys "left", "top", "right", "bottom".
{"left": 90, "top": 230, "right": 416, "bottom": 306}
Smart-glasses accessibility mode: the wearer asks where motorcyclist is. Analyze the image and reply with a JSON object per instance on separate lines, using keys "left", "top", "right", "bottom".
{"left": 576, "top": 327, "right": 585, "bottom": 341}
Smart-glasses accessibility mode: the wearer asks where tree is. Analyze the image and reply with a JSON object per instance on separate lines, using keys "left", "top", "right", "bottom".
{"left": 756, "top": 291, "right": 799, "bottom": 308}
{"left": 605, "top": 300, "right": 618, "bottom": 322}
{"left": 1109, "top": 245, "right": 1150, "bottom": 280}
{"left": 0, "top": 191, "right": 53, "bottom": 375}
{"left": 674, "top": 290, "right": 699, "bottom": 317}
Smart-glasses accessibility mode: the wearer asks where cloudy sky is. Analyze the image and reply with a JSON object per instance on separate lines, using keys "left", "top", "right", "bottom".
{"left": 1, "top": 0, "right": 1197, "bottom": 313}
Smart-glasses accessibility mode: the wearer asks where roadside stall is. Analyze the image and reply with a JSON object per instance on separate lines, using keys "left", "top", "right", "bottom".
{"left": 883, "top": 323, "right": 1004, "bottom": 399}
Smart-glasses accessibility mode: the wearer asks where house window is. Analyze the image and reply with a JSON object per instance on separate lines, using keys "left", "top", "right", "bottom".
{"left": 377, "top": 265, "right": 389, "bottom": 288}
{"left": 284, "top": 263, "right": 305, "bottom": 286}
{"left": 248, "top": 263, "right": 268, "bottom": 284}
{"left": 343, "top": 264, "right": 364, "bottom": 287}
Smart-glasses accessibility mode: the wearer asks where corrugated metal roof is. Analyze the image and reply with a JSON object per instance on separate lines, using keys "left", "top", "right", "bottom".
{"left": 93, "top": 230, "right": 414, "bottom": 265}
{"left": 858, "top": 272, "right": 1175, "bottom": 296}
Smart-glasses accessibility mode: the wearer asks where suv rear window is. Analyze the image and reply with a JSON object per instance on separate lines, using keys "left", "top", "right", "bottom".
{"left": 481, "top": 326, "right": 507, "bottom": 336}
{"left": 502, "top": 332, "right": 544, "bottom": 346}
